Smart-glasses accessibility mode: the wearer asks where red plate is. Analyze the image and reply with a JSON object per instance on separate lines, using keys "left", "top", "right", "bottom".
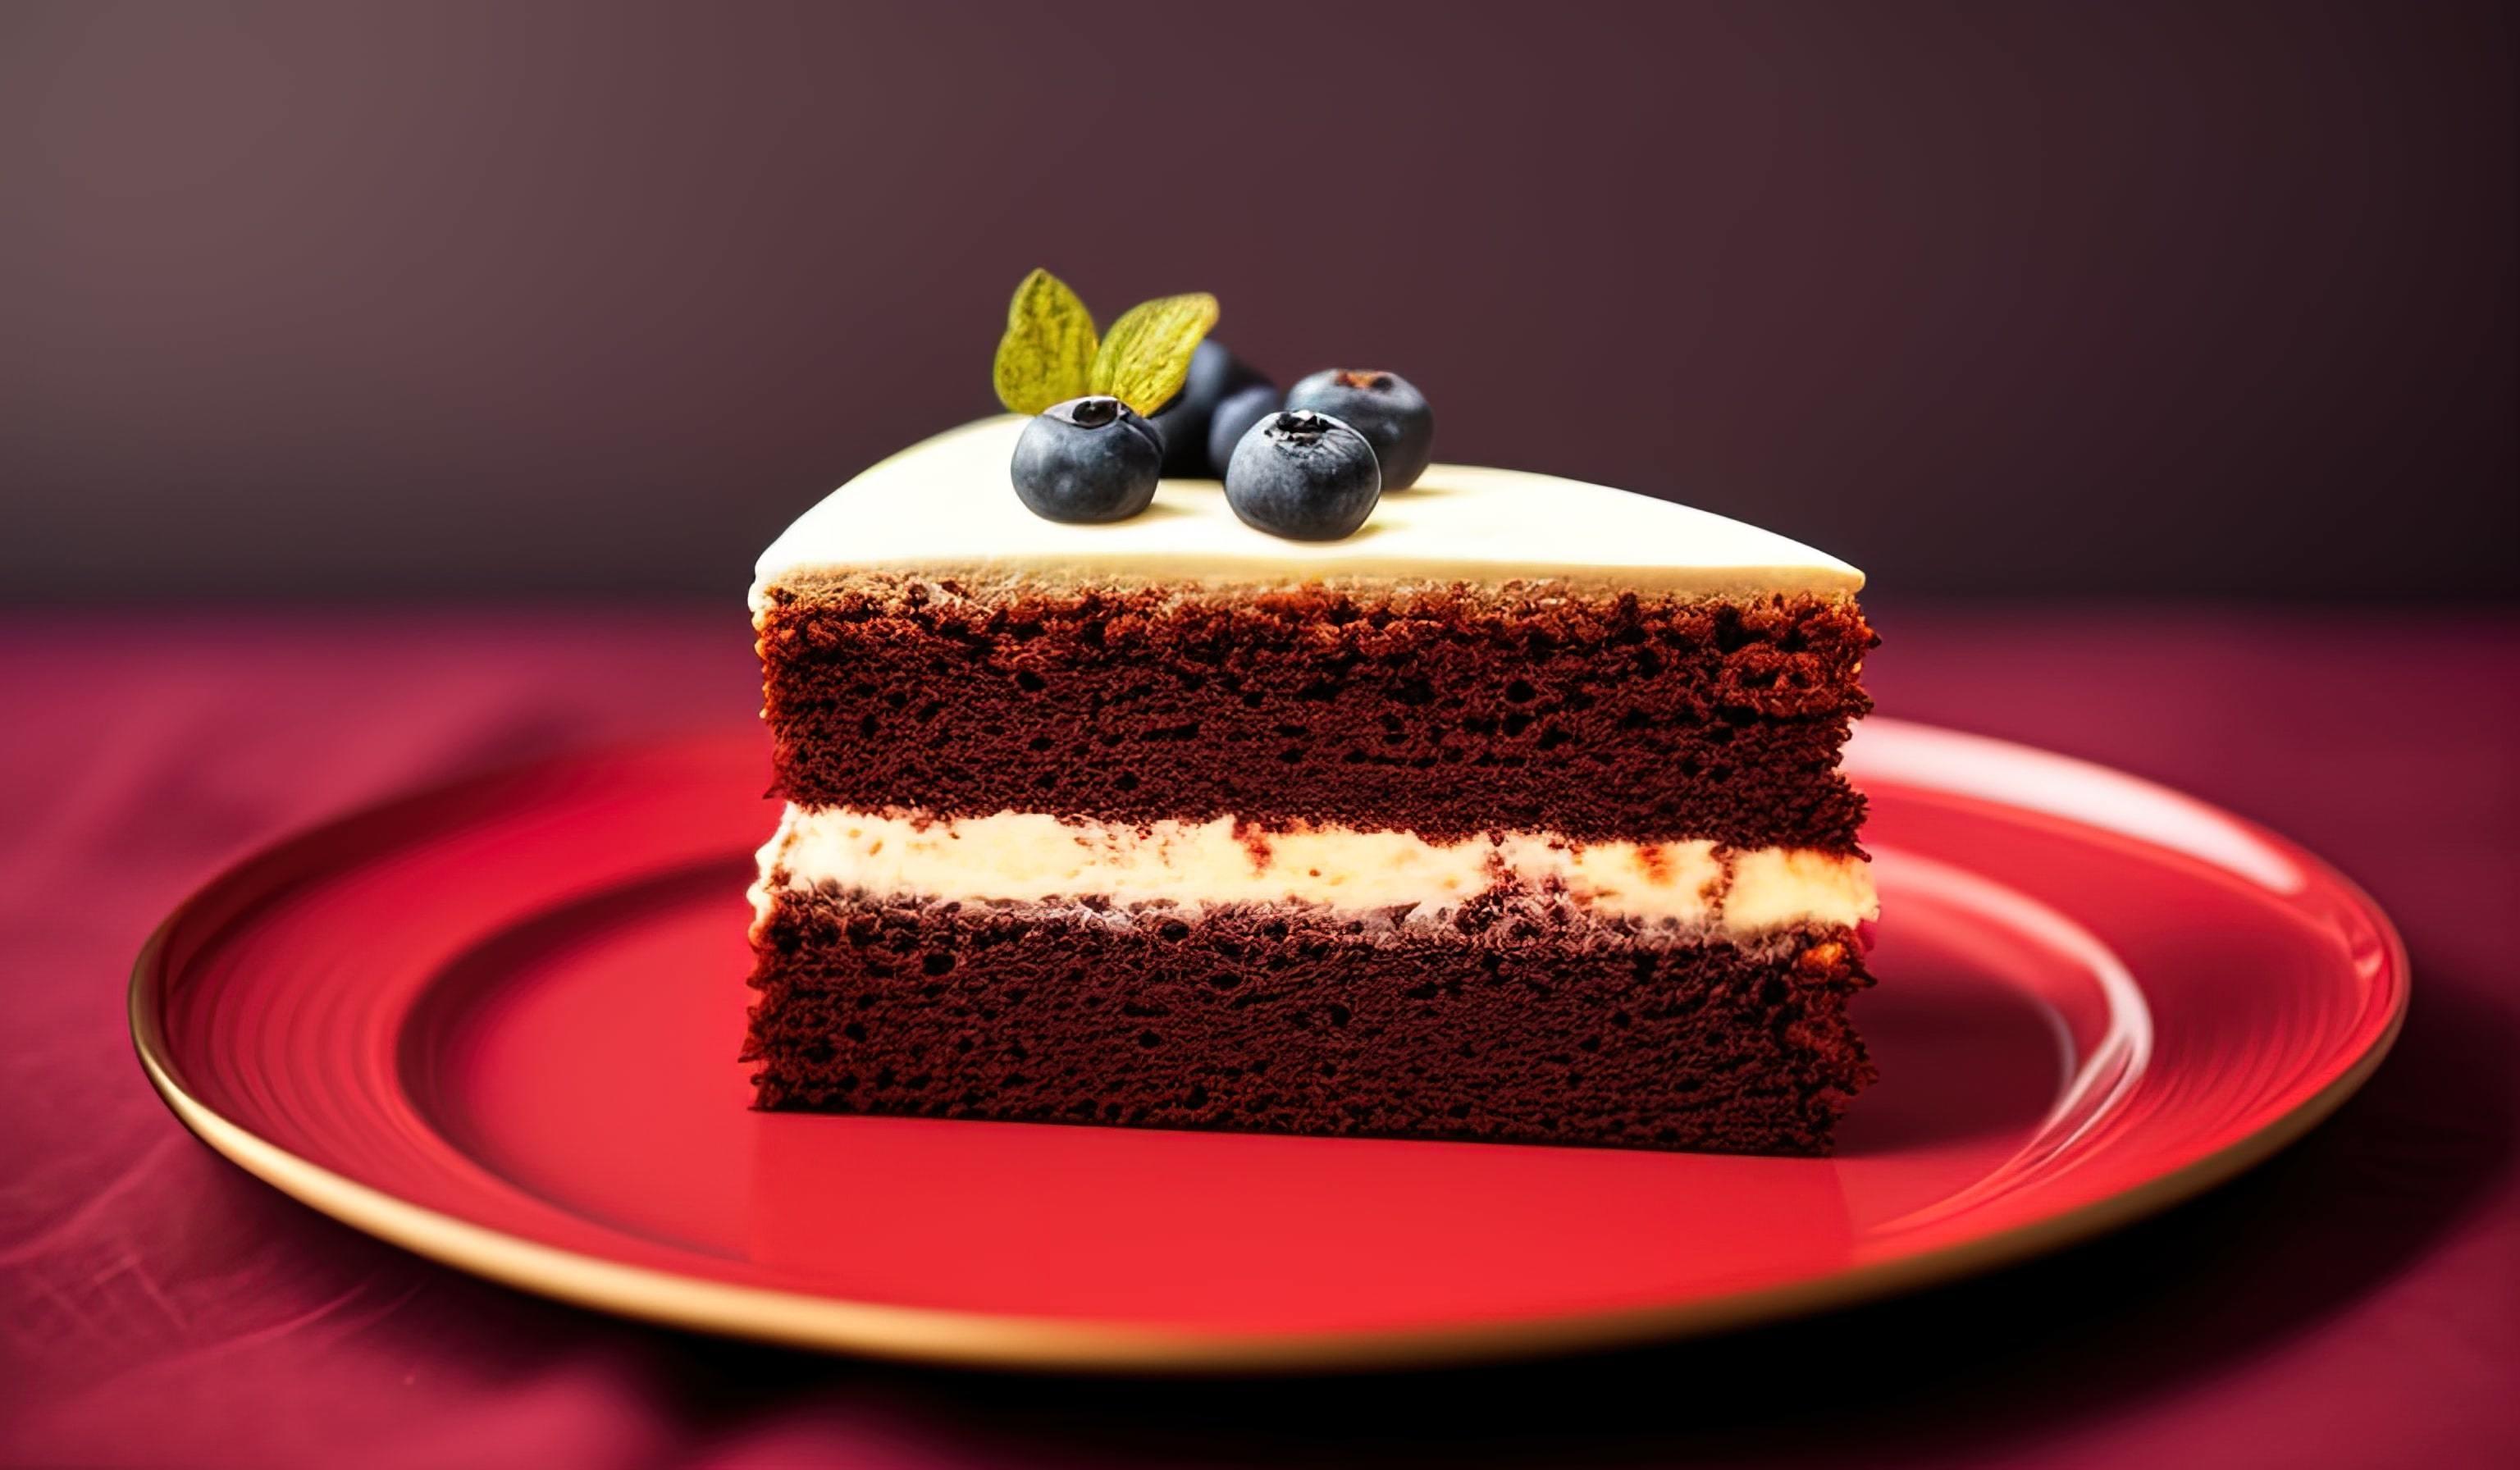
{"left": 131, "top": 719, "right": 2405, "bottom": 1372}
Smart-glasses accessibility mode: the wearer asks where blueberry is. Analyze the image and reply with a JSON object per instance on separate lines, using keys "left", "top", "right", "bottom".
{"left": 1010, "top": 396, "right": 1163, "bottom": 523}
{"left": 1282, "top": 369, "right": 1434, "bottom": 490}
{"left": 1204, "top": 383, "right": 1281, "bottom": 477}
{"left": 1148, "top": 340, "right": 1271, "bottom": 477}
{"left": 1224, "top": 409, "right": 1381, "bottom": 541}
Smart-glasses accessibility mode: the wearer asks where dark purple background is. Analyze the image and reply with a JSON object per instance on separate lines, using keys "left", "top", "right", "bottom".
{"left": 3, "top": 0, "right": 2513, "bottom": 600}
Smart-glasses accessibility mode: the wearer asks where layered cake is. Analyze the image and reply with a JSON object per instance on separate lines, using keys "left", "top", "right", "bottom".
{"left": 746, "top": 421, "right": 1880, "bottom": 1155}
{"left": 748, "top": 273, "right": 1876, "bottom": 1153}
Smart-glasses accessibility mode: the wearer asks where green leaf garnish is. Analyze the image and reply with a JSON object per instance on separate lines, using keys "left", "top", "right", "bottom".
{"left": 992, "top": 268, "right": 1098, "bottom": 415}
{"left": 1089, "top": 292, "right": 1220, "bottom": 414}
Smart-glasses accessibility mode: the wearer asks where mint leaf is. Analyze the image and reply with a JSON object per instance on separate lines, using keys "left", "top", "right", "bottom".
{"left": 992, "top": 268, "right": 1098, "bottom": 415}
{"left": 1089, "top": 292, "right": 1219, "bottom": 414}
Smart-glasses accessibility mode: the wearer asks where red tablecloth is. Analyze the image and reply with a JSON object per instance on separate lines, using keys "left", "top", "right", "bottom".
{"left": 4, "top": 607, "right": 2514, "bottom": 1468}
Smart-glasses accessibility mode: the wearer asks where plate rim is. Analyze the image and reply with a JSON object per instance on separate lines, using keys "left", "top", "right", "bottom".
{"left": 129, "top": 721, "right": 2411, "bottom": 1373}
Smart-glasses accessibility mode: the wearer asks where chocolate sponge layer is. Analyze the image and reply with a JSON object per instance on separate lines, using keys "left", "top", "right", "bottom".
{"left": 756, "top": 577, "right": 1875, "bottom": 851}
{"left": 746, "top": 890, "right": 1876, "bottom": 1156}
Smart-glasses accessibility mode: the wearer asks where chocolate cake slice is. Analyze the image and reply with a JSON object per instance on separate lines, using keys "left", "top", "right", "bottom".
{"left": 746, "top": 417, "right": 1878, "bottom": 1154}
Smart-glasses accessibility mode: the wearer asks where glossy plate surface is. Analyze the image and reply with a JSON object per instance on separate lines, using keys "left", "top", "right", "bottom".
{"left": 133, "top": 720, "right": 2405, "bottom": 1372}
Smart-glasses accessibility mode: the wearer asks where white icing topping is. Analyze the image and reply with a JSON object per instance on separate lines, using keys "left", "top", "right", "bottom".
{"left": 751, "top": 417, "right": 1863, "bottom": 609}
{"left": 750, "top": 804, "right": 1876, "bottom": 937}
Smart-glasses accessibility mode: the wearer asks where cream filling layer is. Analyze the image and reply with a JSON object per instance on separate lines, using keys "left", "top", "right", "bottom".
{"left": 752, "top": 804, "right": 1875, "bottom": 937}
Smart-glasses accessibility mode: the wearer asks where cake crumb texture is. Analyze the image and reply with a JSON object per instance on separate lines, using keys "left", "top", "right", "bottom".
{"left": 746, "top": 891, "right": 1876, "bottom": 1157}
{"left": 757, "top": 578, "right": 1875, "bottom": 849}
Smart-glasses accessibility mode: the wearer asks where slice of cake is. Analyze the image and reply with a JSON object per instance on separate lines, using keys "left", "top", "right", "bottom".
{"left": 746, "top": 412, "right": 1880, "bottom": 1155}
